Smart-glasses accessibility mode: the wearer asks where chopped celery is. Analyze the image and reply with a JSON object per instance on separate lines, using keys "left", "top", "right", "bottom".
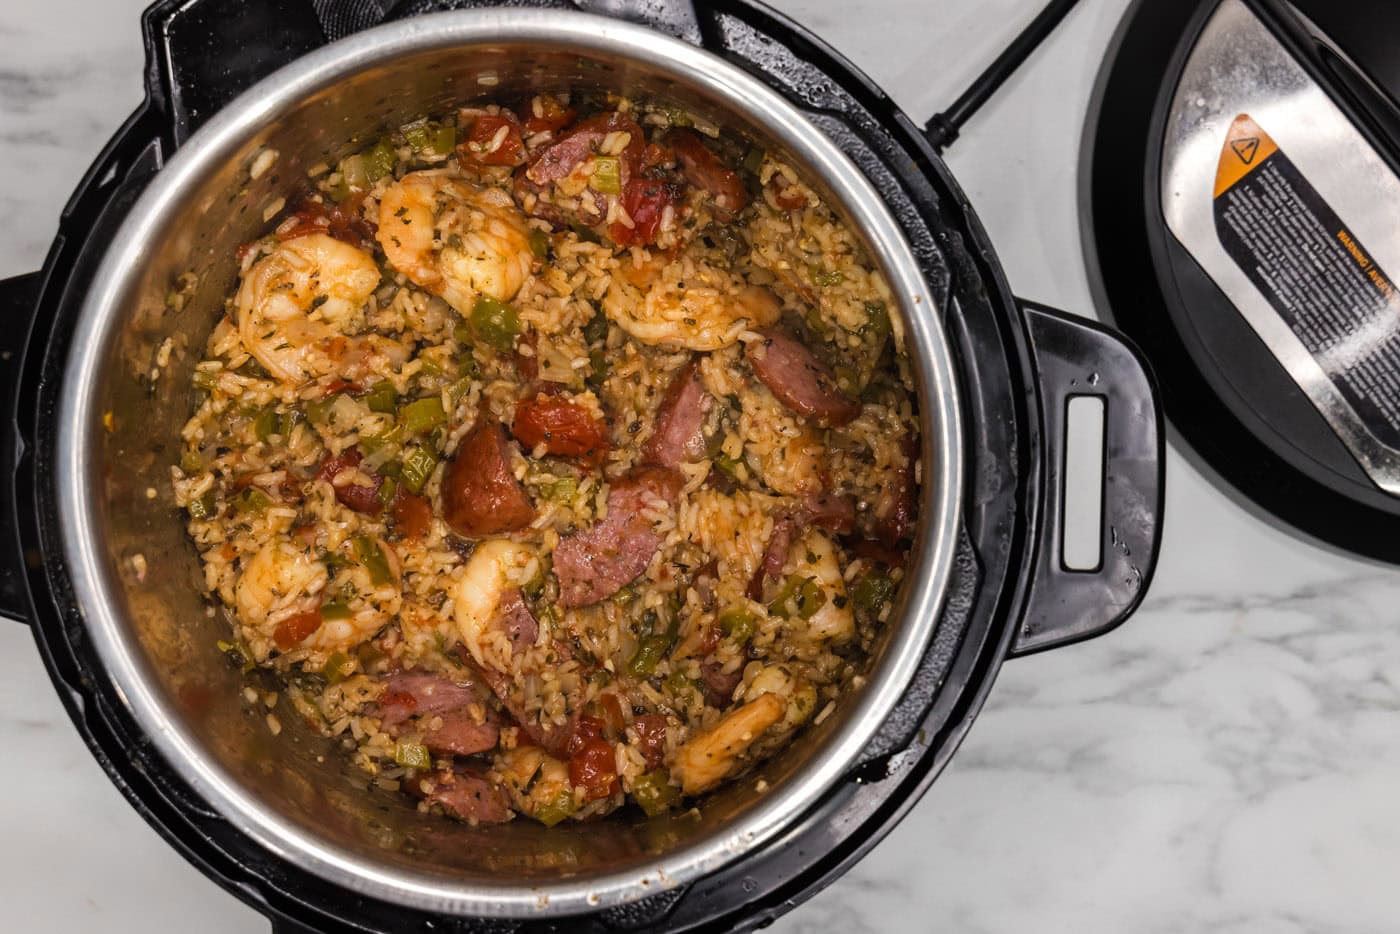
{"left": 469, "top": 296, "right": 522, "bottom": 351}
{"left": 528, "top": 228, "right": 551, "bottom": 259}
{"left": 320, "top": 600, "right": 352, "bottom": 621}
{"left": 400, "top": 396, "right": 447, "bottom": 435}
{"left": 234, "top": 488, "right": 271, "bottom": 515}
{"left": 179, "top": 449, "right": 204, "bottom": 474}
{"left": 321, "top": 651, "right": 351, "bottom": 685}
{"left": 852, "top": 572, "right": 896, "bottom": 616}
{"left": 352, "top": 535, "right": 393, "bottom": 586}
{"left": 632, "top": 770, "right": 680, "bottom": 817}
{"left": 591, "top": 156, "right": 621, "bottom": 194}
{"left": 252, "top": 407, "right": 279, "bottom": 442}
{"left": 768, "top": 575, "right": 827, "bottom": 620}
{"left": 429, "top": 124, "right": 456, "bottom": 155}
{"left": 363, "top": 380, "right": 398, "bottom": 414}
{"left": 394, "top": 741, "right": 432, "bottom": 770}
{"left": 362, "top": 138, "right": 398, "bottom": 182}
{"left": 400, "top": 446, "right": 438, "bottom": 494}
{"left": 187, "top": 491, "right": 217, "bottom": 520}
{"left": 402, "top": 121, "right": 431, "bottom": 151}
{"left": 447, "top": 376, "right": 474, "bottom": 404}
{"left": 718, "top": 607, "right": 757, "bottom": 644}
{"left": 741, "top": 146, "right": 765, "bottom": 175}
{"left": 305, "top": 395, "right": 338, "bottom": 425}
{"left": 340, "top": 153, "right": 370, "bottom": 191}
{"left": 535, "top": 789, "right": 576, "bottom": 827}
{"left": 375, "top": 475, "right": 398, "bottom": 507}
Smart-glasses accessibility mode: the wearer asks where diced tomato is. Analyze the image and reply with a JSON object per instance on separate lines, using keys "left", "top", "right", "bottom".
{"left": 458, "top": 113, "right": 527, "bottom": 167}
{"left": 631, "top": 713, "right": 669, "bottom": 769}
{"left": 665, "top": 128, "right": 749, "bottom": 214}
{"left": 641, "top": 142, "right": 673, "bottom": 171}
{"left": 848, "top": 537, "right": 907, "bottom": 569}
{"left": 275, "top": 195, "right": 375, "bottom": 244}
{"left": 527, "top": 112, "right": 645, "bottom": 185}
{"left": 599, "top": 694, "right": 628, "bottom": 738}
{"left": 515, "top": 331, "right": 539, "bottom": 382}
{"left": 274, "top": 608, "right": 323, "bottom": 651}
{"left": 520, "top": 94, "right": 577, "bottom": 134}
{"left": 610, "top": 178, "right": 683, "bottom": 247}
{"left": 568, "top": 738, "right": 620, "bottom": 801}
{"left": 512, "top": 394, "right": 611, "bottom": 465}
{"left": 768, "top": 174, "right": 807, "bottom": 211}
{"left": 391, "top": 490, "right": 432, "bottom": 540}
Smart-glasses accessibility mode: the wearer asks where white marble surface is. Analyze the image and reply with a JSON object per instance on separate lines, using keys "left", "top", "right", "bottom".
{"left": 5, "top": 1, "right": 1400, "bottom": 931}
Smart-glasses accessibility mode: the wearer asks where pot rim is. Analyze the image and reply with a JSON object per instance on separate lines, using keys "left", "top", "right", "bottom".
{"left": 56, "top": 8, "right": 964, "bottom": 917}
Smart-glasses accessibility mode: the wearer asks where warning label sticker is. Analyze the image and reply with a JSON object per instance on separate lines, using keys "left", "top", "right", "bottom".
{"left": 1214, "top": 114, "right": 1400, "bottom": 449}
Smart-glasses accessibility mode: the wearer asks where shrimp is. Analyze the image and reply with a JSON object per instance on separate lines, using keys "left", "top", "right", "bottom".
{"left": 497, "top": 746, "right": 574, "bottom": 823}
{"left": 236, "top": 540, "right": 328, "bottom": 631}
{"left": 304, "top": 537, "right": 403, "bottom": 655}
{"left": 235, "top": 233, "right": 406, "bottom": 384}
{"left": 787, "top": 529, "right": 854, "bottom": 645}
{"left": 452, "top": 539, "right": 540, "bottom": 670}
{"left": 377, "top": 171, "right": 534, "bottom": 314}
{"left": 671, "top": 693, "right": 785, "bottom": 795}
{"left": 235, "top": 536, "right": 403, "bottom": 662}
{"left": 601, "top": 257, "right": 782, "bottom": 351}
{"left": 745, "top": 664, "right": 818, "bottom": 732}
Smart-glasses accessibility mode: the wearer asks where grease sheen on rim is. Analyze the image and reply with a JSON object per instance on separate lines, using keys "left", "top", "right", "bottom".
{"left": 56, "top": 9, "right": 963, "bottom": 917}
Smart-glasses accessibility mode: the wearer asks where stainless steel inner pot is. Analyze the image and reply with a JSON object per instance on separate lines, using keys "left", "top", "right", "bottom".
{"left": 56, "top": 9, "right": 963, "bottom": 917}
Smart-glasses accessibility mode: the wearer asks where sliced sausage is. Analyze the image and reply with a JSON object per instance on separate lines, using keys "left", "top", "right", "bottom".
{"left": 497, "top": 588, "right": 539, "bottom": 655}
{"left": 631, "top": 713, "right": 670, "bottom": 769}
{"left": 527, "top": 112, "right": 644, "bottom": 185}
{"left": 472, "top": 659, "right": 582, "bottom": 758}
{"left": 874, "top": 435, "right": 917, "bottom": 547}
{"left": 376, "top": 670, "right": 499, "bottom": 757}
{"left": 407, "top": 769, "right": 512, "bottom": 824}
{"left": 745, "top": 328, "right": 861, "bottom": 426}
{"left": 441, "top": 416, "right": 536, "bottom": 537}
{"left": 700, "top": 659, "right": 743, "bottom": 708}
{"left": 799, "top": 491, "right": 856, "bottom": 535}
{"left": 551, "top": 466, "right": 684, "bottom": 607}
{"left": 665, "top": 128, "right": 749, "bottom": 215}
{"left": 513, "top": 393, "right": 610, "bottom": 466}
{"left": 746, "top": 515, "right": 794, "bottom": 600}
{"left": 641, "top": 357, "right": 713, "bottom": 468}
{"left": 317, "top": 446, "right": 384, "bottom": 514}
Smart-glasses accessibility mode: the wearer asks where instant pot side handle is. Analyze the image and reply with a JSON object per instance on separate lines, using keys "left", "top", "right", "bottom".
{"left": 0, "top": 272, "right": 43, "bottom": 624}
{"left": 1010, "top": 301, "right": 1165, "bottom": 656}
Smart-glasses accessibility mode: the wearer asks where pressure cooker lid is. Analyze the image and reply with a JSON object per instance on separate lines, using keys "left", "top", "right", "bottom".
{"left": 1086, "top": 0, "right": 1400, "bottom": 561}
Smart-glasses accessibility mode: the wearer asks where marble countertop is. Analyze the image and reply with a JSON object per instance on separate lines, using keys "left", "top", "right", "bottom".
{"left": 5, "top": 1, "right": 1400, "bottom": 931}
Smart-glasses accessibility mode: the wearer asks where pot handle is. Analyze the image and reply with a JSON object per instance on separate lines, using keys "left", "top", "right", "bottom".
{"left": 0, "top": 271, "right": 43, "bottom": 625}
{"left": 1010, "top": 301, "right": 1163, "bottom": 656}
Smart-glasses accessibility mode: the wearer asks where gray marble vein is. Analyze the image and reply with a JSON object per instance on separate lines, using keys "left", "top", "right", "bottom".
{"left": 5, "top": 0, "right": 1400, "bottom": 931}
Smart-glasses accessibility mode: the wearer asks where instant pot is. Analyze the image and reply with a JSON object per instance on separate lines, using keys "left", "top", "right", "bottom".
{"left": 0, "top": 0, "right": 1163, "bottom": 930}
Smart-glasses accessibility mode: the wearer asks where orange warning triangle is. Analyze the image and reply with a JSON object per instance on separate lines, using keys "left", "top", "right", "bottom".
{"left": 1215, "top": 115, "right": 1279, "bottom": 198}
{"left": 1231, "top": 137, "right": 1260, "bottom": 164}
